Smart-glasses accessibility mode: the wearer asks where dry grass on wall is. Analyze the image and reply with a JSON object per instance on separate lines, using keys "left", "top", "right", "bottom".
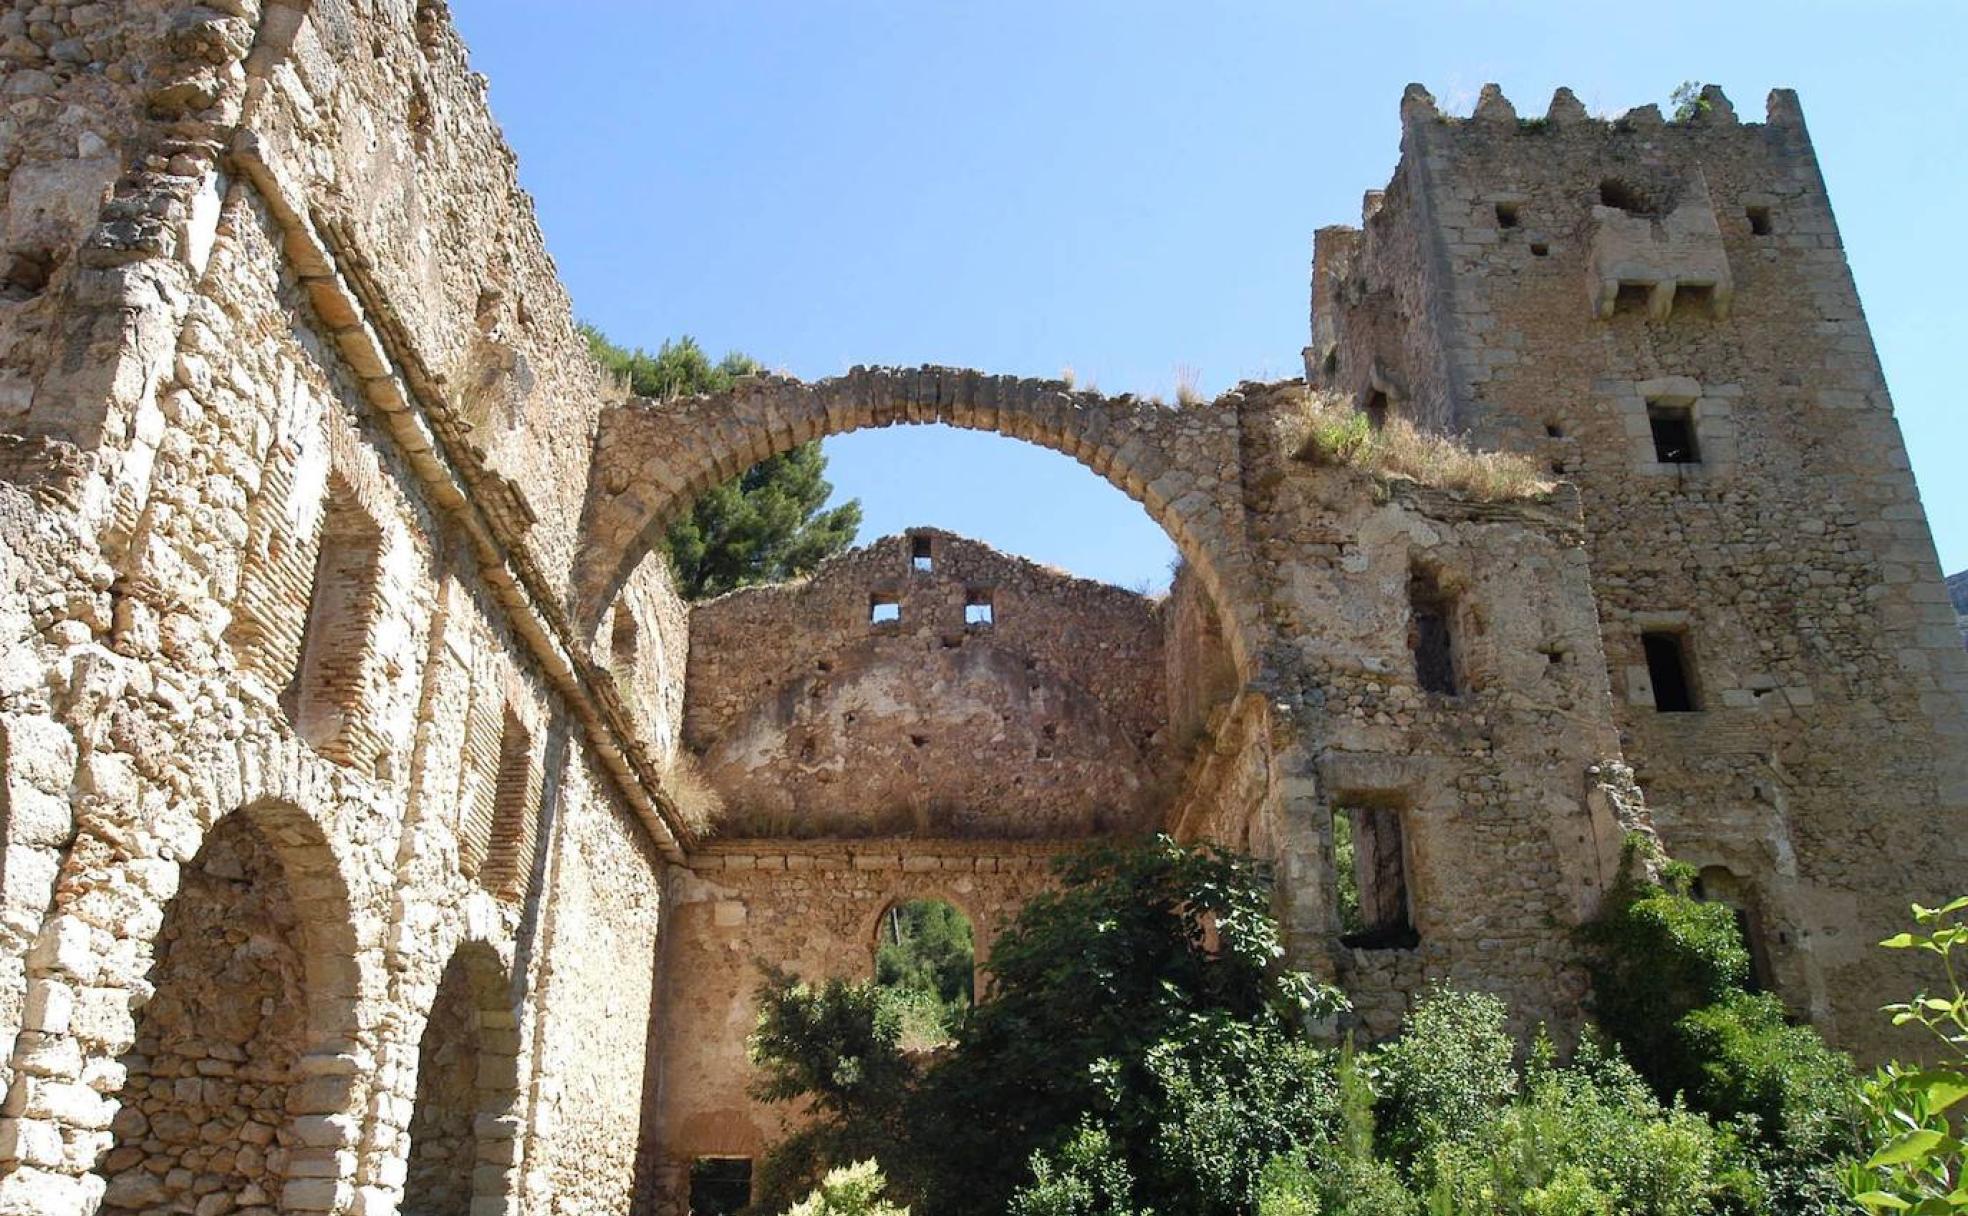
{"left": 661, "top": 751, "right": 725, "bottom": 836}
{"left": 1292, "top": 389, "right": 1555, "bottom": 500}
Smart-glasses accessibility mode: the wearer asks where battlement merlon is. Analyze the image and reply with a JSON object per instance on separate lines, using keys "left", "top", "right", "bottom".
{"left": 1394, "top": 81, "right": 1807, "bottom": 135}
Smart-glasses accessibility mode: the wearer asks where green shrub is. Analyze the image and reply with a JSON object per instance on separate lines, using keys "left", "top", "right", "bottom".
{"left": 782, "top": 1161, "right": 909, "bottom": 1216}
{"left": 1841, "top": 896, "right": 1968, "bottom": 1215}
{"left": 1011, "top": 1124, "right": 1146, "bottom": 1216}
{"left": 1581, "top": 881, "right": 1750, "bottom": 1098}
{"left": 1369, "top": 987, "right": 1518, "bottom": 1172}
{"left": 748, "top": 970, "right": 915, "bottom": 1210}
{"left": 1423, "top": 1037, "right": 1756, "bottom": 1216}
{"left": 1675, "top": 992, "right": 1857, "bottom": 1161}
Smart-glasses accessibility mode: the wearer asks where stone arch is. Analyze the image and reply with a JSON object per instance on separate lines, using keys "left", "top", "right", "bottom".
{"left": 89, "top": 798, "right": 365, "bottom": 1212}
{"left": 402, "top": 940, "right": 522, "bottom": 1216}
{"left": 575, "top": 366, "right": 1262, "bottom": 678}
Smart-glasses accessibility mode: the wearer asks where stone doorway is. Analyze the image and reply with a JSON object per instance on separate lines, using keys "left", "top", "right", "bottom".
{"left": 402, "top": 943, "right": 520, "bottom": 1216}
{"left": 94, "top": 810, "right": 321, "bottom": 1211}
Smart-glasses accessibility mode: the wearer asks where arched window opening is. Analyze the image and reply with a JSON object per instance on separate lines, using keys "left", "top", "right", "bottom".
{"left": 97, "top": 813, "right": 313, "bottom": 1208}
{"left": 610, "top": 603, "right": 640, "bottom": 670}
{"left": 282, "top": 471, "right": 385, "bottom": 766}
{"left": 874, "top": 898, "right": 975, "bottom": 1050}
{"left": 403, "top": 946, "right": 519, "bottom": 1216}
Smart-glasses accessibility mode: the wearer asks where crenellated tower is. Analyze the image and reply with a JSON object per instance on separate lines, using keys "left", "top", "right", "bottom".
{"left": 1311, "top": 83, "right": 1968, "bottom": 1049}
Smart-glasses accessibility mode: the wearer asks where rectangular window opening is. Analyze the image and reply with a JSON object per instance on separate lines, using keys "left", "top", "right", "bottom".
{"left": 1746, "top": 205, "right": 1773, "bottom": 236}
{"left": 1647, "top": 402, "right": 1701, "bottom": 464}
{"left": 689, "top": 1158, "right": 753, "bottom": 1216}
{"left": 1494, "top": 201, "right": 1520, "bottom": 229}
{"left": 1641, "top": 630, "right": 1699, "bottom": 712}
{"left": 1672, "top": 282, "right": 1716, "bottom": 320}
{"left": 965, "top": 589, "right": 994, "bottom": 628}
{"left": 911, "top": 535, "right": 933, "bottom": 572}
{"left": 1409, "top": 568, "right": 1458, "bottom": 695}
{"left": 1334, "top": 803, "right": 1418, "bottom": 951}
{"left": 869, "top": 594, "right": 901, "bottom": 625}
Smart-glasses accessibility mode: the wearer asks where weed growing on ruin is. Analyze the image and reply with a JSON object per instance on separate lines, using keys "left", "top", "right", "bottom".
{"left": 1292, "top": 390, "right": 1554, "bottom": 500}
{"left": 1580, "top": 844, "right": 1859, "bottom": 1210}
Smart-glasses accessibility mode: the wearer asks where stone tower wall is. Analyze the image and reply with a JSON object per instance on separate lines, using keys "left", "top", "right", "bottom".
{"left": 1311, "top": 83, "right": 1968, "bottom": 1049}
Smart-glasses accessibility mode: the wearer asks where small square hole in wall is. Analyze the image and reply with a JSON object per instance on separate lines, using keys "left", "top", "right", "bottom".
{"left": 1529, "top": 241, "right": 1550, "bottom": 257}
{"left": 869, "top": 594, "right": 900, "bottom": 625}
{"left": 1672, "top": 282, "right": 1715, "bottom": 320}
{"left": 1544, "top": 421, "right": 1565, "bottom": 439}
{"left": 1494, "top": 201, "right": 1520, "bottom": 229}
{"left": 1746, "top": 206, "right": 1773, "bottom": 236}
{"left": 911, "top": 535, "right": 933, "bottom": 572}
{"left": 1613, "top": 282, "right": 1653, "bottom": 314}
{"left": 1647, "top": 403, "right": 1700, "bottom": 464}
{"left": 965, "top": 589, "right": 994, "bottom": 628}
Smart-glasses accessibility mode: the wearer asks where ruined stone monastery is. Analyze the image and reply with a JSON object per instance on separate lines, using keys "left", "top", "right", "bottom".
{"left": 0, "top": 3, "right": 1961, "bottom": 1214}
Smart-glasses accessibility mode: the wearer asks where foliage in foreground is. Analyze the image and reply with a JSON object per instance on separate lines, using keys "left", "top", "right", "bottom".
{"left": 1580, "top": 845, "right": 1859, "bottom": 1210}
{"left": 784, "top": 1161, "right": 909, "bottom": 1216}
{"left": 750, "top": 837, "right": 1904, "bottom": 1216}
{"left": 582, "top": 325, "right": 861, "bottom": 599}
{"left": 1842, "top": 896, "right": 1968, "bottom": 1214}
{"left": 1292, "top": 388, "right": 1554, "bottom": 501}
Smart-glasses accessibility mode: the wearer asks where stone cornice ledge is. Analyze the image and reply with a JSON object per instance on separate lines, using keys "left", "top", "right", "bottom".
{"left": 225, "top": 126, "right": 691, "bottom": 865}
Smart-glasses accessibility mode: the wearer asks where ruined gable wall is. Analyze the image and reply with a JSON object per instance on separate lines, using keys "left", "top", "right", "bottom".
{"left": 685, "top": 533, "right": 1169, "bottom": 839}
{"left": 1314, "top": 85, "right": 1968, "bottom": 1054}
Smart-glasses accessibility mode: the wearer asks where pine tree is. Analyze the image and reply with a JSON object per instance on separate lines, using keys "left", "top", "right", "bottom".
{"left": 583, "top": 325, "right": 862, "bottom": 599}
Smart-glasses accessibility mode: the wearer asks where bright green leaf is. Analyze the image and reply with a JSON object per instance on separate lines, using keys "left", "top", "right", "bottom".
{"left": 1868, "top": 1128, "right": 1948, "bottom": 1168}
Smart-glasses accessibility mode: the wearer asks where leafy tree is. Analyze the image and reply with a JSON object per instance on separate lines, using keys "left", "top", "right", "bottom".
{"left": 912, "top": 838, "right": 1343, "bottom": 1216}
{"left": 582, "top": 325, "right": 861, "bottom": 598}
{"left": 1670, "top": 81, "right": 1713, "bottom": 123}
{"left": 748, "top": 968, "right": 915, "bottom": 1211}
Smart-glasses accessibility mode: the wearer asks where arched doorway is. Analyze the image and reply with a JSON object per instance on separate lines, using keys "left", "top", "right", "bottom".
{"left": 94, "top": 803, "right": 361, "bottom": 1211}
{"left": 402, "top": 942, "right": 521, "bottom": 1216}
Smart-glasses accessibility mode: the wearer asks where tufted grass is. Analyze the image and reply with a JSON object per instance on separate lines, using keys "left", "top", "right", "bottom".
{"left": 662, "top": 751, "right": 724, "bottom": 835}
{"left": 1293, "top": 389, "right": 1555, "bottom": 500}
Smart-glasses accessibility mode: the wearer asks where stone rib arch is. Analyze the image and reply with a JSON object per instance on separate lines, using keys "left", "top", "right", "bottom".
{"left": 575, "top": 365, "right": 1262, "bottom": 678}
{"left": 74, "top": 797, "right": 370, "bottom": 1212}
{"left": 402, "top": 938, "right": 524, "bottom": 1216}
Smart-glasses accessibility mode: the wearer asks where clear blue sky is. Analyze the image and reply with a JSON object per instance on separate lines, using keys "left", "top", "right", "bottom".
{"left": 453, "top": 2, "right": 1966, "bottom": 592}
